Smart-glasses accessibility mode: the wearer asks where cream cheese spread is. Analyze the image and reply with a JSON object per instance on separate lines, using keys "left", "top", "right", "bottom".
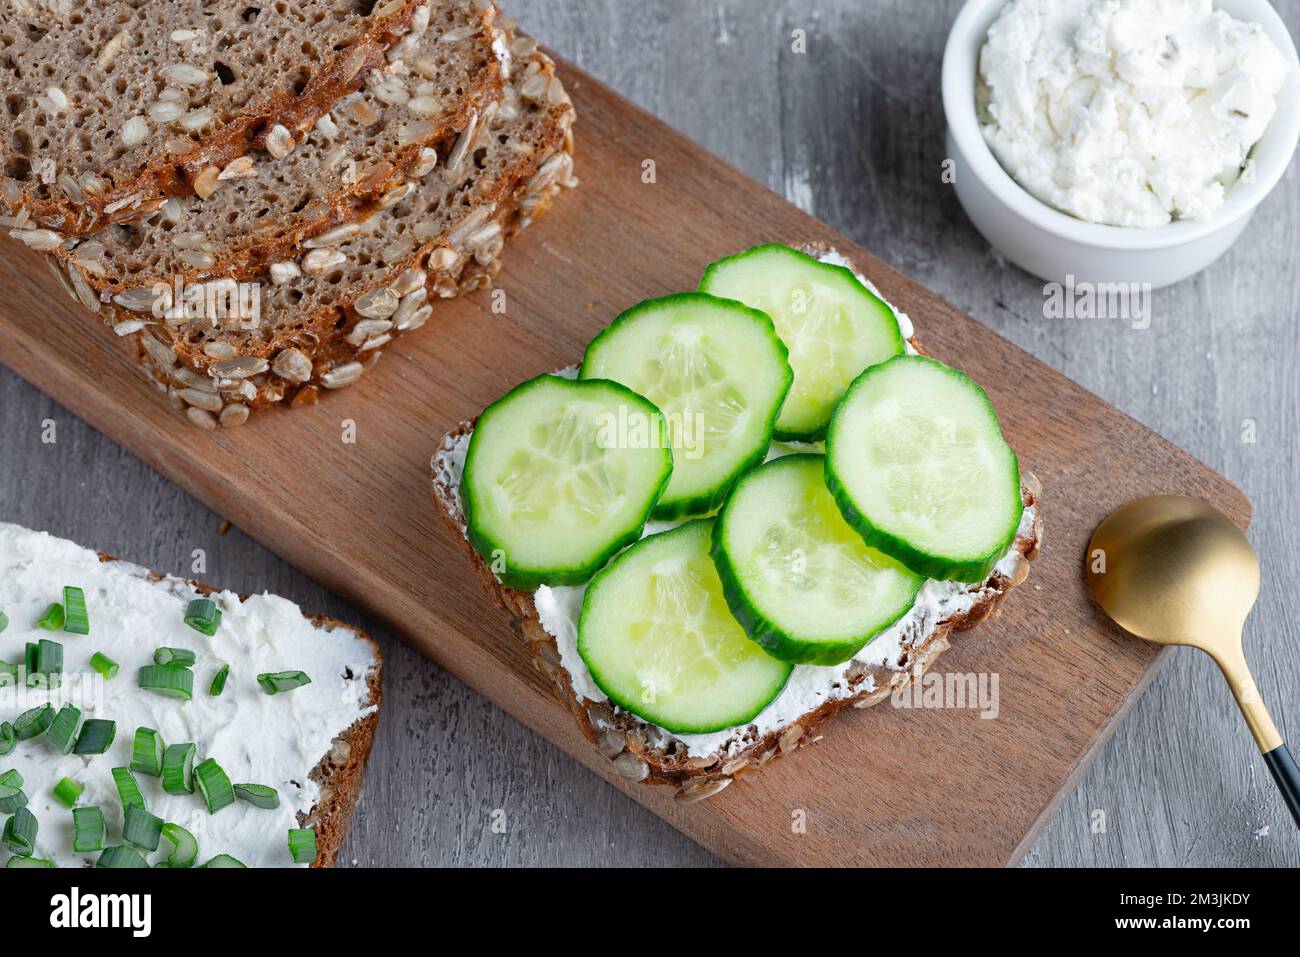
{"left": 0, "top": 523, "right": 378, "bottom": 867}
{"left": 434, "top": 251, "right": 1034, "bottom": 759}
{"left": 979, "top": 0, "right": 1288, "bottom": 227}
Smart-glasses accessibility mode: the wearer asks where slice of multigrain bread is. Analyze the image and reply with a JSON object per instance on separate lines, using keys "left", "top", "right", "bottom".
{"left": 0, "top": 0, "right": 462, "bottom": 238}
{"left": 44, "top": 1, "right": 507, "bottom": 296}
{"left": 0, "top": 522, "right": 382, "bottom": 867}
{"left": 109, "top": 29, "right": 575, "bottom": 428}
{"left": 429, "top": 251, "right": 1043, "bottom": 803}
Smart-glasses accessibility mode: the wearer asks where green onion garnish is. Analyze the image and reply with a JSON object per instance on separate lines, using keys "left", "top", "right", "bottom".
{"left": 184, "top": 598, "right": 222, "bottom": 636}
{"left": 14, "top": 703, "right": 53, "bottom": 740}
{"left": 209, "top": 663, "right": 230, "bottom": 697}
{"left": 23, "top": 641, "right": 37, "bottom": 687}
{"left": 159, "top": 823, "right": 199, "bottom": 868}
{"left": 138, "top": 663, "right": 194, "bottom": 700}
{"left": 96, "top": 845, "right": 148, "bottom": 868}
{"left": 36, "top": 602, "right": 64, "bottom": 630}
{"left": 288, "top": 827, "right": 317, "bottom": 864}
{"left": 112, "top": 767, "right": 145, "bottom": 809}
{"left": 0, "top": 722, "right": 15, "bottom": 757}
{"left": 0, "top": 658, "right": 15, "bottom": 681}
{"left": 131, "top": 727, "right": 165, "bottom": 776}
{"left": 162, "top": 743, "right": 197, "bottom": 794}
{"left": 53, "top": 776, "right": 84, "bottom": 808}
{"left": 73, "top": 718, "right": 116, "bottom": 755}
{"left": 234, "top": 783, "right": 280, "bottom": 809}
{"left": 72, "top": 806, "right": 106, "bottom": 853}
{"left": 258, "top": 670, "right": 312, "bottom": 695}
{"left": 154, "top": 646, "right": 197, "bottom": 667}
{"left": 0, "top": 769, "right": 26, "bottom": 812}
{"left": 90, "top": 652, "right": 120, "bottom": 679}
{"left": 122, "top": 804, "right": 163, "bottom": 851}
{"left": 6, "top": 856, "right": 54, "bottom": 868}
{"left": 35, "top": 638, "right": 64, "bottom": 687}
{"left": 0, "top": 782, "right": 27, "bottom": 814}
{"left": 195, "top": 758, "right": 235, "bottom": 813}
{"left": 3, "top": 806, "right": 37, "bottom": 856}
{"left": 0, "top": 610, "right": 8, "bottom": 633}
{"left": 202, "top": 853, "right": 247, "bottom": 868}
{"left": 45, "top": 703, "right": 82, "bottom": 755}
{"left": 62, "top": 585, "right": 89, "bottom": 634}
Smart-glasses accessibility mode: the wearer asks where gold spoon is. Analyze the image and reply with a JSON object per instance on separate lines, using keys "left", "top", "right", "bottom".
{"left": 1086, "top": 495, "right": 1299, "bottom": 827}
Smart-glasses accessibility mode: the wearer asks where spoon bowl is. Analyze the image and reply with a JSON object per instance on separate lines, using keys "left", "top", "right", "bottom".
{"left": 1086, "top": 495, "right": 1299, "bottom": 827}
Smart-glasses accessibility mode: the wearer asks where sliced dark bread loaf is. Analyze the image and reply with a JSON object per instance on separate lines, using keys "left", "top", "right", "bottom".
{"left": 429, "top": 250, "right": 1043, "bottom": 803}
{"left": 114, "top": 31, "right": 576, "bottom": 428}
{"left": 43, "top": 1, "right": 507, "bottom": 292}
{"left": 0, "top": 0, "right": 474, "bottom": 238}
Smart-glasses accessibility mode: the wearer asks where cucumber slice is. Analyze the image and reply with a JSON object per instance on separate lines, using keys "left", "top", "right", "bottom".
{"left": 700, "top": 244, "right": 906, "bottom": 441}
{"left": 578, "top": 521, "right": 793, "bottom": 734}
{"left": 712, "top": 454, "right": 923, "bottom": 665}
{"left": 580, "top": 293, "right": 792, "bottom": 519}
{"left": 461, "top": 375, "right": 673, "bottom": 590}
{"left": 826, "top": 356, "right": 1023, "bottom": 583}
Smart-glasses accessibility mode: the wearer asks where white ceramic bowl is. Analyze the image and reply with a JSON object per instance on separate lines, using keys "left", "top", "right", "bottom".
{"left": 943, "top": 0, "right": 1300, "bottom": 289}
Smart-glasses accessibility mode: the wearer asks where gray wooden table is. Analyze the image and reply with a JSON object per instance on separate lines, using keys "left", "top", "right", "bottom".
{"left": 3, "top": 0, "right": 1298, "bottom": 867}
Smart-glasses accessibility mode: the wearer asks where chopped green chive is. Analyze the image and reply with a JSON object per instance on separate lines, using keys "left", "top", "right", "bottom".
{"left": 0, "top": 782, "right": 27, "bottom": 814}
{"left": 288, "top": 827, "right": 317, "bottom": 864}
{"left": 162, "top": 743, "right": 197, "bottom": 794}
{"left": 36, "top": 602, "right": 64, "bottom": 631}
{"left": 14, "top": 703, "right": 53, "bottom": 740}
{"left": 122, "top": 804, "right": 163, "bottom": 851}
{"left": 0, "top": 658, "right": 15, "bottom": 681}
{"left": 90, "top": 652, "right": 120, "bottom": 679}
{"left": 0, "top": 769, "right": 26, "bottom": 812}
{"left": 209, "top": 663, "right": 230, "bottom": 697}
{"left": 158, "top": 823, "right": 198, "bottom": 868}
{"left": 234, "top": 783, "right": 280, "bottom": 809}
{"left": 72, "top": 806, "right": 106, "bottom": 853}
{"left": 202, "top": 853, "right": 247, "bottom": 868}
{"left": 63, "top": 586, "right": 89, "bottom": 634}
{"left": 184, "top": 598, "right": 222, "bottom": 636}
{"left": 154, "top": 646, "right": 197, "bottom": 667}
{"left": 45, "top": 703, "right": 82, "bottom": 755}
{"left": 73, "top": 718, "right": 116, "bottom": 755}
{"left": 258, "top": 670, "right": 312, "bottom": 695}
{"left": 6, "top": 856, "right": 54, "bottom": 868}
{"left": 96, "top": 845, "right": 148, "bottom": 868}
{"left": 112, "top": 767, "right": 145, "bottom": 810}
{"left": 53, "top": 776, "right": 84, "bottom": 808}
{"left": 0, "top": 610, "right": 8, "bottom": 633}
{"left": 0, "top": 722, "right": 15, "bottom": 756}
{"left": 3, "top": 806, "right": 37, "bottom": 856}
{"left": 23, "top": 642, "right": 38, "bottom": 686}
{"left": 195, "top": 757, "right": 236, "bottom": 813}
{"left": 131, "top": 727, "right": 165, "bottom": 776}
{"left": 34, "top": 638, "right": 64, "bottom": 687}
{"left": 138, "top": 663, "right": 194, "bottom": 700}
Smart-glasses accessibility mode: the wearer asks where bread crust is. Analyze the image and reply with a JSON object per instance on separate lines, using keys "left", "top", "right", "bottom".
{"left": 430, "top": 249, "right": 1043, "bottom": 802}
{"left": 3, "top": 1, "right": 433, "bottom": 238}
{"left": 94, "top": 551, "right": 383, "bottom": 867}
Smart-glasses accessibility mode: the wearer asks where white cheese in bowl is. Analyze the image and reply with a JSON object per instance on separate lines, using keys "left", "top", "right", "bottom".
{"left": 978, "top": 0, "right": 1288, "bottom": 227}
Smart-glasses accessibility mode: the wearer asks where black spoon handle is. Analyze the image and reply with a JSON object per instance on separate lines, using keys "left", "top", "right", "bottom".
{"left": 1263, "top": 743, "right": 1300, "bottom": 828}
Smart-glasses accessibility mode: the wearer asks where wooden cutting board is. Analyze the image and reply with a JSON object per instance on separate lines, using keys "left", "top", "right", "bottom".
{"left": 0, "top": 59, "right": 1248, "bottom": 867}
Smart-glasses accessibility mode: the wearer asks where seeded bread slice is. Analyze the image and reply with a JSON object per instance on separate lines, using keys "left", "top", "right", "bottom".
{"left": 0, "top": 522, "right": 382, "bottom": 867}
{"left": 428, "top": 253, "right": 1043, "bottom": 803}
{"left": 42, "top": 1, "right": 506, "bottom": 296}
{"left": 94, "top": 29, "right": 575, "bottom": 429}
{"left": 0, "top": 0, "right": 457, "bottom": 238}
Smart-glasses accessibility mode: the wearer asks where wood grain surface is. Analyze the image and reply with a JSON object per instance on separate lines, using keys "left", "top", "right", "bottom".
{"left": 0, "top": 42, "right": 1254, "bottom": 864}
{"left": 1, "top": 0, "right": 1296, "bottom": 867}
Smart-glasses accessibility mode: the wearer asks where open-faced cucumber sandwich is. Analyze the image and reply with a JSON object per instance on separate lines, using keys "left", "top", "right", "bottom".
{"left": 434, "top": 241, "right": 1042, "bottom": 803}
